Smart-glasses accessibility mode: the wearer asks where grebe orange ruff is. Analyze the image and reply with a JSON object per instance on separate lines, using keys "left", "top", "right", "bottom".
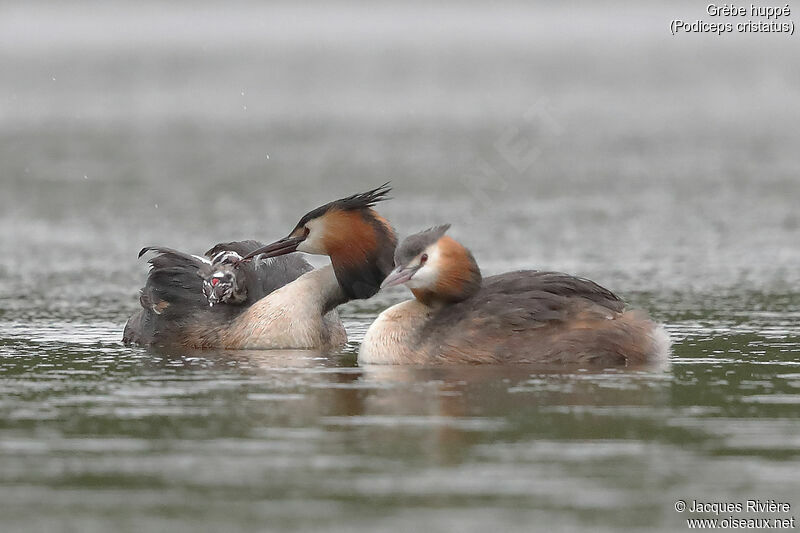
{"left": 359, "top": 225, "right": 671, "bottom": 366}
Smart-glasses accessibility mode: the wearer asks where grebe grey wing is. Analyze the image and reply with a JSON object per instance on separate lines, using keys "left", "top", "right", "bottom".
{"left": 481, "top": 271, "right": 625, "bottom": 314}
{"left": 124, "top": 247, "right": 217, "bottom": 346}
{"left": 421, "top": 270, "right": 632, "bottom": 364}
{"left": 137, "top": 246, "right": 211, "bottom": 312}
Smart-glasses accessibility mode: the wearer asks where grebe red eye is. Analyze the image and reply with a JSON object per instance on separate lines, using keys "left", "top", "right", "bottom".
{"left": 420, "top": 253, "right": 428, "bottom": 264}
{"left": 211, "top": 278, "right": 220, "bottom": 286}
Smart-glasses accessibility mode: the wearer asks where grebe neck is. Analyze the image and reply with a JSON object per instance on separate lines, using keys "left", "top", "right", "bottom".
{"left": 327, "top": 208, "right": 397, "bottom": 301}
{"left": 315, "top": 264, "right": 350, "bottom": 314}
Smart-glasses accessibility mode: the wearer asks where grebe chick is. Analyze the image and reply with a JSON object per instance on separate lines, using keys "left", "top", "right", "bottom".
{"left": 123, "top": 240, "right": 344, "bottom": 349}
{"left": 360, "top": 225, "right": 671, "bottom": 366}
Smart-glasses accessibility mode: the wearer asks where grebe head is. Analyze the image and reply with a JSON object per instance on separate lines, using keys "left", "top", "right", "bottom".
{"left": 200, "top": 250, "right": 248, "bottom": 306}
{"left": 382, "top": 224, "right": 482, "bottom": 305}
{"left": 244, "top": 183, "right": 397, "bottom": 300}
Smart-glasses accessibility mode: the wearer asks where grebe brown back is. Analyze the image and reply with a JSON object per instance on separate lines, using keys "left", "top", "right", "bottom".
{"left": 359, "top": 225, "right": 671, "bottom": 366}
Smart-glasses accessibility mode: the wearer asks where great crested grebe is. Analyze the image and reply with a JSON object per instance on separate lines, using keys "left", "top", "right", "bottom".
{"left": 359, "top": 225, "right": 671, "bottom": 366}
{"left": 230, "top": 183, "right": 397, "bottom": 346}
{"left": 123, "top": 240, "right": 341, "bottom": 348}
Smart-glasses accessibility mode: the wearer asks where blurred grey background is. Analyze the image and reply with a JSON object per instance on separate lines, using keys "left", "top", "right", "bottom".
{"left": 1, "top": 0, "right": 798, "bottom": 314}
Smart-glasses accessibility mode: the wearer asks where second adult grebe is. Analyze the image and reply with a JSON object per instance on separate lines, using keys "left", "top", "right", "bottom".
{"left": 359, "top": 225, "right": 671, "bottom": 366}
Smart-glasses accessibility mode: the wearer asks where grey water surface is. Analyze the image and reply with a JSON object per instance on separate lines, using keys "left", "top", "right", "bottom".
{"left": 1, "top": 2, "right": 799, "bottom": 532}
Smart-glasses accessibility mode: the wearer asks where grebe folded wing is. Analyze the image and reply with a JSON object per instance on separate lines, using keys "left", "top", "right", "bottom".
{"left": 420, "top": 271, "right": 632, "bottom": 363}
{"left": 480, "top": 270, "right": 625, "bottom": 316}
{"left": 124, "top": 246, "right": 218, "bottom": 346}
{"left": 133, "top": 246, "right": 213, "bottom": 315}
